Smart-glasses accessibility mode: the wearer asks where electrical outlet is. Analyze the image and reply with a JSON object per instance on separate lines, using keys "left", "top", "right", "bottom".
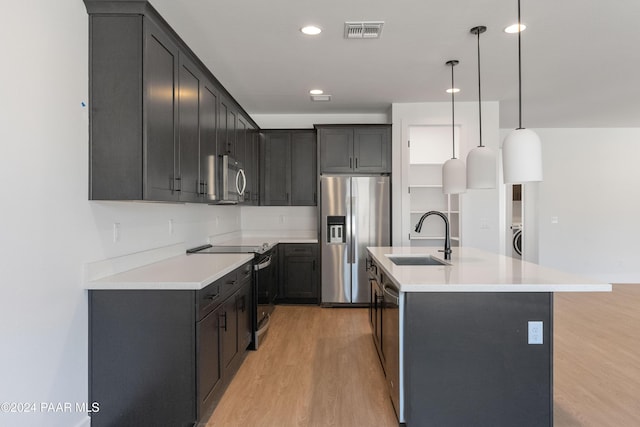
{"left": 528, "top": 321, "right": 543, "bottom": 345}
{"left": 168, "top": 219, "right": 174, "bottom": 235}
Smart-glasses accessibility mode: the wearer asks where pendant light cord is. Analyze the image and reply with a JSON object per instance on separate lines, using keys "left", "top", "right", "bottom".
{"left": 517, "top": 0, "right": 523, "bottom": 129}
{"left": 476, "top": 29, "right": 483, "bottom": 147}
{"left": 450, "top": 62, "right": 456, "bottom": 159}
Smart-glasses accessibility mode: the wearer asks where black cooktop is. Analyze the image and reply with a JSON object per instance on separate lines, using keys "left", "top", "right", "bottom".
{"left": 186, "top": 243, "right": 273, "bottom": 255}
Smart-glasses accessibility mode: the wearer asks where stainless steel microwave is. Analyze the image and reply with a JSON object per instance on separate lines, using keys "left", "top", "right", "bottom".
{"left": 218, "top": 154, "right": 246, "bottom": 204}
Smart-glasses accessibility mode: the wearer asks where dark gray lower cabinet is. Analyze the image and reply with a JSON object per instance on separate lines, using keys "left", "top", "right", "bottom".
{"left": 403, "top": 292, "right": 553, "bottom": 427}
{"left": 89, "top": 261, "right": 253, "bottom": 427}
{"left": 278, "top": 244, "right": 319, "bottom": 303}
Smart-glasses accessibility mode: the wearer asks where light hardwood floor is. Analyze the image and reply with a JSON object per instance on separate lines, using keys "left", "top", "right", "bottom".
{"left": 553, "top": 284, "right": 640, "bottom": 426}
{"left": 207, "top": 285, "right": 640, "bottom": 426}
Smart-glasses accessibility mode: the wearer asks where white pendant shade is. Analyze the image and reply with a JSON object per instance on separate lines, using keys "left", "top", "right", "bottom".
{"left": 502, "top": 128, "right": 543, "bottom": 183}
{"left": 466, "top": 146, "right": 496, "bottom": 189}
{"left": 442, "top": 158, "right": 467, "bottom": 194}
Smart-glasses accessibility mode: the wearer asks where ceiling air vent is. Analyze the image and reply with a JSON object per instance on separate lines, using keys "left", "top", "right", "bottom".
{"left": 344, "top": 21, "right": 384, "bottom": 39}
{"left": 310, "top": 94, "right": 331, "bottom": 102}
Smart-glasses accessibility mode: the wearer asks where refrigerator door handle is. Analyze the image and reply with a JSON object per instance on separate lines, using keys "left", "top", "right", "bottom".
{"left": 348, "top": 196, "right": 356, "bottom": 264}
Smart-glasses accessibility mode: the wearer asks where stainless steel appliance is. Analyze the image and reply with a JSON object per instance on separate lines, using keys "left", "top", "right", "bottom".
{"left": 218, "top": 155, "right": 246, "bottom": 204}
{"left": 187, "top": 243, "right": 276, "bottom": 349}
{"left": 382, "top": 278, "right": 403, "bottom": 422}
{"left": 320, "top": 175, "right": 390, "bottom": 304}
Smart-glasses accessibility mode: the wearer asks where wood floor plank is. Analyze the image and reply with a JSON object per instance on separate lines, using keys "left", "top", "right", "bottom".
{"left": 554, "top": 284, "right": 640, "bottom": 427}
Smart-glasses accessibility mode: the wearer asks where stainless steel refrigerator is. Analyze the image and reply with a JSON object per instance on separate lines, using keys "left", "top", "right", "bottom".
{"left": 320, "top": 175, "right": 391, "bottom": 304}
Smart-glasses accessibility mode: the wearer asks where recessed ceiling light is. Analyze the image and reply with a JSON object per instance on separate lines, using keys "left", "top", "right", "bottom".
{"left": 446, "top": 88, "right": 460, "bottom": 94}
{"left": 504, "top": 23, "right": 526, "bottom": 33}
{"left": 309, "top": 89, "right": 324, "bottom": 95}
{"left": 301, "top": 25, "right": 322, "bottom": 36}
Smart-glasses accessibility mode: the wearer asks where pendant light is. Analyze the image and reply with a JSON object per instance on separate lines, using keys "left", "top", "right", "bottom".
{"left": 466, "top": 26, "right": 496, "bottom": 189}
{"left": 442, "top": 60, "right": 466, "bottom": 195}
{"left": 502, "top": 0, "right": 543, "bottom": 183}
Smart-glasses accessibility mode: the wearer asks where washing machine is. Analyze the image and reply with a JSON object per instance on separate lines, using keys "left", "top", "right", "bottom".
{"left": 511, "top": 223, "right": 522, "bottom": 257}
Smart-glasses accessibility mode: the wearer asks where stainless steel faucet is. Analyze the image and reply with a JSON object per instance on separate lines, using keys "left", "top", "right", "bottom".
{"left": 414, "top": 211, "right": 452, "bottom": 260}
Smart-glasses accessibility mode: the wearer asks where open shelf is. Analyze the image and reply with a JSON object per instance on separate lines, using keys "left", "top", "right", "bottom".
{"left": 407, "top": 125, "right": 462, "bottom": 247}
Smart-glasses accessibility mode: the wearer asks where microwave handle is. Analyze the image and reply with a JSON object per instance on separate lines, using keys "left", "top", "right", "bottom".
{"left": 237, "top": 169, "right": 247, "bottom": 196}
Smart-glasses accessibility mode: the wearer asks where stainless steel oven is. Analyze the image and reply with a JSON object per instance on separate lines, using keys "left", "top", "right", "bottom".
{"left": 187, "top": 243, "right": 277, "bottom": 349}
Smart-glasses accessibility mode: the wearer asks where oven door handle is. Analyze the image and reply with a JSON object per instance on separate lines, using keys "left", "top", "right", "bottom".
{"left": 254, "top": 255, "right": 272, "bottom": 271}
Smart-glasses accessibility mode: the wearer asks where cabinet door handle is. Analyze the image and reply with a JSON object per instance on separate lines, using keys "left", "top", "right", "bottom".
{"left": 349, "top": 158, "right": 352, "bottom": 169}
{"left": 286, "top": 192, "right": 290, "bottom": 202}
{"left": 219, "top": 312, "right": 227, "bottom": 331}
{"left": 355, "top": 158, "right": 358, "bottom": 169}
{"left": 238, "top": 295, "right": 246, "bottom": 312}
{"left": 175, "top": 176, "right": 181, "bottom": 192}
{"left": 313, "top": 192, "right": 317, "bottom": 204}
{"left": 312, "top": 260, "right": 316, "bottom": 271}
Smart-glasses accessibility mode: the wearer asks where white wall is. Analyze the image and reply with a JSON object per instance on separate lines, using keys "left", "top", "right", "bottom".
{"left": 0, "top": 3, "right": 240, "bottom": 426}
{"left": 391, "top": 102, "right": 502, "bottom": 253}
{"left": 251, "top": 112, "right": 389, "bottom": 129}
{"left": 534, "top": 128, "right": 640, "bottom": 283}
{"left": 241, "top": 206, "right": 317, "bottom": 236}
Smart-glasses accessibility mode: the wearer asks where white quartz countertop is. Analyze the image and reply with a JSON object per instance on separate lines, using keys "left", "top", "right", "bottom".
{"left": 367, "top": 246, "right": 612, "bottom": 293}
{"left": 87, "top": 253, "right": 254, "bottom": 290}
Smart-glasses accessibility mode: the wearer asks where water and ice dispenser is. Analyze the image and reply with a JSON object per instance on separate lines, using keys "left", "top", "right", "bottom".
{"left": 327, "top": 216, "right": 346, "bottom": 244}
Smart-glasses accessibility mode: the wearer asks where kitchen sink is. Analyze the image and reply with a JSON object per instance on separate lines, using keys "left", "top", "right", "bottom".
{"left": 385, "top": 254, "right": 449, "bottom": 266}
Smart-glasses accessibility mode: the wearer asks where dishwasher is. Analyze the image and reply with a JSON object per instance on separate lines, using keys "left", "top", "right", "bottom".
{"left": 382, "top": 277, "right": 404, "bottom": 423}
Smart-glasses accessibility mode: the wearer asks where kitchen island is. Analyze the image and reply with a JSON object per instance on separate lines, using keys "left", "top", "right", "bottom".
{"left": 366, "top": 246, "right": 611, "bottom": 427}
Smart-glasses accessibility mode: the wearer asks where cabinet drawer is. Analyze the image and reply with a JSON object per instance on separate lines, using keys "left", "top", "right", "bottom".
{"left": 198, "top": 269, "right": 237, "bottom": 319}
{"left": 283, "top": 244, "right": 316, "bottom": 257}
{"left": 217, "top": 269, "right": 239, "bottom": 298}
{"left": 198, "top": 282, "right": 221, "bottom": 320}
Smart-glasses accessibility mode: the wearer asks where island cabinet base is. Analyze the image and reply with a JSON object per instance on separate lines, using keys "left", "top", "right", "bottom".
{"left": 404, "top": 292, "right": 553, "bottom": 427}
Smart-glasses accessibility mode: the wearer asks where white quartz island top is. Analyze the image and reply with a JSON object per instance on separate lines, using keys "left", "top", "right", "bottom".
{"left": 367, "top": 246, "right": 612, "bottom": 293}
{"left": 87, "top": 253, "right": 254, "bottom": 290}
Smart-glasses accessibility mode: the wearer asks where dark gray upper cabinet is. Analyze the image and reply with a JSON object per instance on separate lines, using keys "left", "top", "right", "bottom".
{"left": 145, "top": 20, "right": 181, "bottom": 201}
{"left": 260, "top": 130, "right": 317, "bottom": 206}
{"left": 178, "top": 56, "right": 202, "bottom": 202}
{"left": 199, "top": 80, "right": 219, "bottom": 202}
{"left": 291, "top": 132, "right": 318, "bottom": 205}
{"left": 84, "top": 0, "right": 259, "bottom": 203}
{"left": 318, "top": 125, "right": 391, "bottom": 174}
{"left": 261, "top": 131, "right": 291, "bottom": 205}
{"left": 318, "top": 128, "right": 354, "bottom": 173}
{"left": 218, "top": 96, "right": 236, "bottom": 157}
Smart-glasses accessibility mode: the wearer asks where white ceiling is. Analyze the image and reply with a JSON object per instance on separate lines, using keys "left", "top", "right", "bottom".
{"left": 150, "top": 0, "right": 640, "bottom": 128}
